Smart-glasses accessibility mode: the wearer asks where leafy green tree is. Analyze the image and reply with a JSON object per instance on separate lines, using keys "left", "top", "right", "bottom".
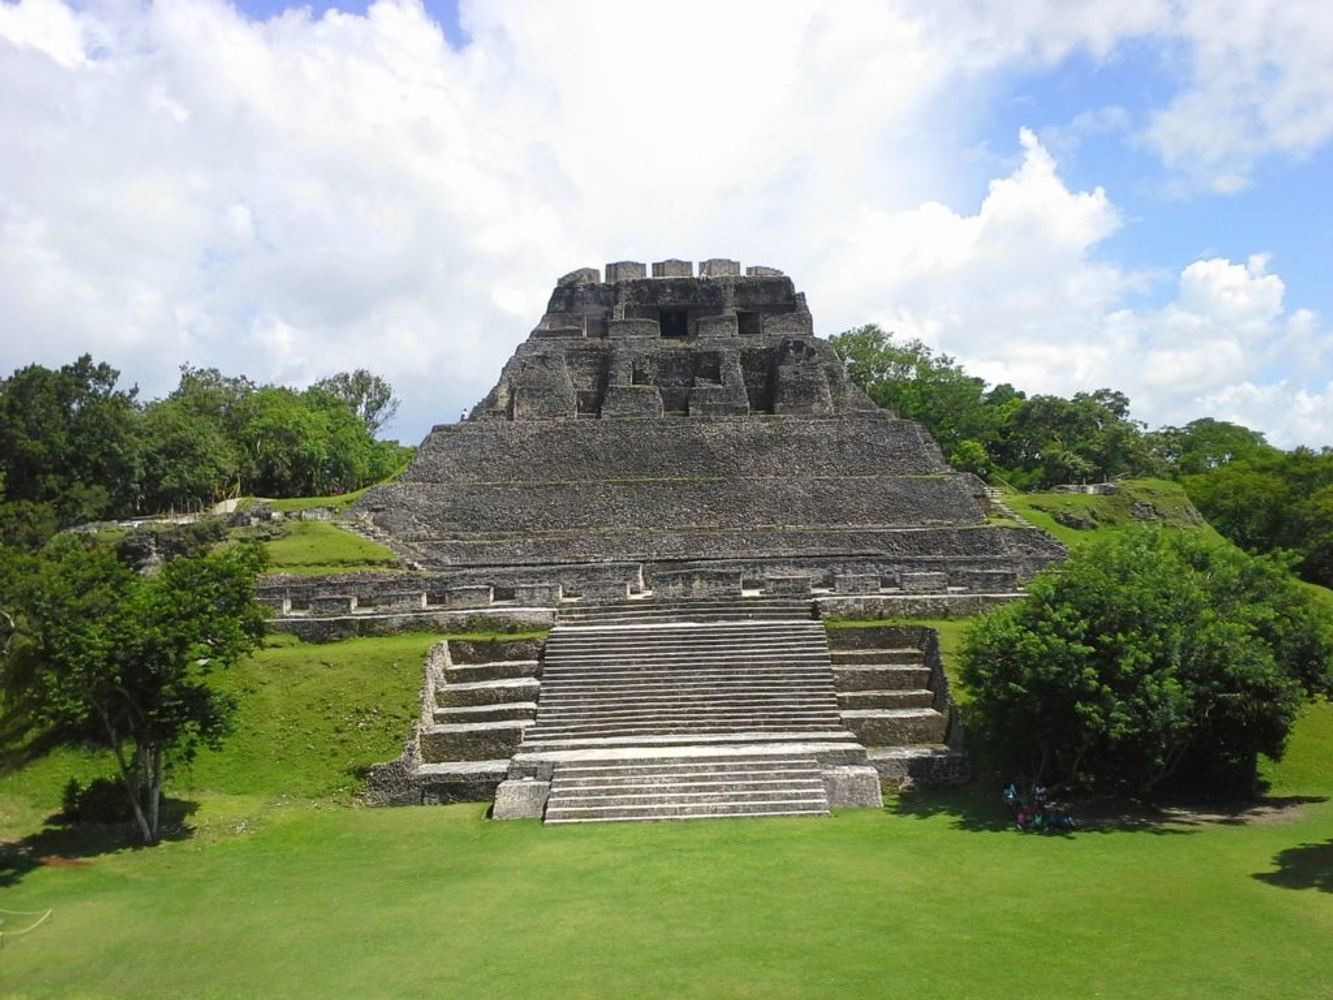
{"left": 138, "top": 400, "right": 243, "bottom": 512}
{"left": 0, "top": 538, "right": 267, "bottom": 844}
{"left": 311, "top": 369, "right": 400, "bottom": 435}
{"left": 1148, "top": 418, "right": 1271, "bottom": 477}
{"left": 960, "top": 530, "right": 1333, "bottom": 794}
{"left": 0, "top": 355, "right": 139, "bottom": 524}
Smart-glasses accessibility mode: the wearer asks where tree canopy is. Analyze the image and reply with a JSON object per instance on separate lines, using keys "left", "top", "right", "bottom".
{"left": 959, "top": 530, "right": 1333, "bottom": 794}
{"left": 0, "top": 537, "right": 268, "bottom": 843}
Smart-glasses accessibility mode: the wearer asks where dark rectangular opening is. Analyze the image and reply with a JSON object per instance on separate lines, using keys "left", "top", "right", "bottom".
{"left": 736, "top": 310, "right": 762, "bottom": 336}
{"left": 659, "top": 309, "right": 689, "bottom": 338}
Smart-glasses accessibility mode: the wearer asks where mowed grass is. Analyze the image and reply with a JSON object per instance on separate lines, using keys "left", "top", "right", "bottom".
{"left": 258, "top": 520, "right": 400, "bottom": 575}
{"left": 2, "top": 641, "right": 1330, "bottom": 998}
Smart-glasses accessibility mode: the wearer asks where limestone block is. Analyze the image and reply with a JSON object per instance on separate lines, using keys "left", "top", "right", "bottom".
{"left": 843, "top": 709, "right": 948, "bottom": 745}
{"left": 763, "top": 310, "right": 814, "bottom": 336}
{"left": 950, "top": 568, "right": 1018, "bottom": 592}
{"left": 510, "top": 354, "right": 577, "bottom": 420}
{"left": 694, "top": 313, "right": 738, "bottom": 338}
{"left": 652, "top": 568, "right": 742, "bottom": 598}
{"left": 605, "top": 261, "right": 646, "bottom": 282}
{"left": 699, "top": 258, "right": 741, "bottom": 278}
{"left": 257, "top": 594, "right": 291, "bottom": 616}
{"left": 901, "top": 571, "right": 949, "bottom": 593}
{"left": 607, "top": 318, "right": 660, "bottom": 339}
{"left": 688, "top": 384, "right": 749, "bottom": 416}
{"left": 530, "top": 325, "right": 584, "bottom": 339}
{"left": 445, "top": 585, "right": 493, "bottom": 609}
{"left": 652, "top": 259, "right": 693, "bottom": 278}
{"left": 511, "top": 583, "right": 562, "bottom": 606}
{"left": 557, "top": 267, "right": 600, "bottom": 287}
{"left": 746, "top": 265, "right": 784, "bottom": 276}
{"left": 767, "top": 575, "right": 812, "bottom": 596}
{"left": 418, "top": 721, "right": 526, "bottom": 762}
{"left": 492, "top": 779, "right": 551, "bottom": 819}
{"left": 834, "top": 574, "right": 881, "bottom": 595}
{"left": 601, "top": 384, "right": 664, "bottom": 418}
{"left": 377, "top": 591, "right": 427, "bottom": 611}
{"left": 822, "top": 765, "right": 884, "bottom": 809}
{"left": 308, "top": 594, "right": 357, "bottom": 615}
{"left": 568, "top": 581, "right": 630, "bottom": 602}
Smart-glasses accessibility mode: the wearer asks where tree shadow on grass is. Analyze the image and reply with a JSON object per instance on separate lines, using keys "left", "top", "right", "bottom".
{"left": 0, "top": 796, "right": 198, "bottom": 888}
{"left": 888, "top": 783, "right": 1322, "bottom": 836}
{"left": 1252, "top": 839, "right": 1333, "bottom": 892}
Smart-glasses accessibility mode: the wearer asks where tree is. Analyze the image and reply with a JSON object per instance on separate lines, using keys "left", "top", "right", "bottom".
{"left": 138, "top": 400, "right": 242, "bottom": 512}
{"left": 0, "top": 538, "right": 267, "bottom": 844}
{"left": 311, "top": 369, "right": 400, "bottom": 435}
{"left": 959, "top": 530, "right": 1333, "bottom": 794}
{"left": 0, "top": 355, "right": 139, "bottom": 524}
{"left": 1148, "top": 418, "right": 1271, "bottom": 477}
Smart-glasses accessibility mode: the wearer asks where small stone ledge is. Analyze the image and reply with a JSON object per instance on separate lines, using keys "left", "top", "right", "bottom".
{"left": 822, "top": 765, "right": 884, "bottom": 808}
{"left": 492, "top": 778, "right": 551, "bottom": 819}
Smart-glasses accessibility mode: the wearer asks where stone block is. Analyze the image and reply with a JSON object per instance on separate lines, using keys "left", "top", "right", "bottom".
{"left": 834, "top": 573, "right": 881, "bottom": 595}
{"left": 530, "top": 325, "right": 584, "bottom": 339}
{"left": 601, "top": 384, "right": 664, "bottom": 418}
{"left": 746, "top": 265, "right": 784, "bottom": 276}
{"left": 652, "top": 568, "right": 742, "bottom": 598}
{"left": 445, "top": 585, "right": 493, "bottom": 609}
{"left": 699, "top": 258, "right": 740, "bottom": 278}
{"left": 950, "top": 568, "right": 1018, "bottom": 592}
{"left": 605, "top": 261, "right": 646, "bottom": 282}
{"left": 557, "top": 267, "right": 599, "bottom": 287}
{"left": 607, "top": 318, "right": 659, "bottom": 339}
{"left": 652, "top": 258, "right": 693, "bottom": 278}
{"left": 511, "top": 583, "right": 562, "bottom": 606}
{"left": 766, "top": 575, "right": 812, "bottom": 596}
{"left": 376, "top": 591, "right": 427, "bottom": 611}
{"left": 694, "top": 313, "right": 738, "bottom": 338}
{"left": 308, "top": 594, "right": 357, "bottom": 615}
{"left": 764, "top": 311, "right": 814, "bottom": 336}
{"left": 567, "top": 581, "right": 630, "bottom": 602}
{"left": 491, "top": 779, "right": 551, "bottom": 819}
{"left": 822, "top": 765, "right": 884, "bottom": 809}
{"left": 688, "top": 384, "right": 749, "bottom": 416}
{"left": 901, "top": 571, "right": 949, "bottom": 593}
{"left": 418, "top": 721, "right": 526, "bottom": 762}
{"left": 257, "top": 594, "right": 290, "bottom": 616}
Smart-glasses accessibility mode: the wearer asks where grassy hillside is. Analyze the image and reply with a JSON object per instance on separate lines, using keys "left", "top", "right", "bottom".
{"left": 1002, "top": 478, "right": 1224, "bottom": 548}
{"left": 249, "top": 520, "right": 401, "bottom": 575}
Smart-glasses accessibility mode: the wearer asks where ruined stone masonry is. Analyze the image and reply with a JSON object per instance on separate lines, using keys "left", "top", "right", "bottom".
{"left": 347, "top": 260, "right": 1063, "bottom": 822}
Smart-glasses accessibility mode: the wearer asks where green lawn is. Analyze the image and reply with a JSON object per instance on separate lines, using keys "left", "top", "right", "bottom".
{"left": 2, "top": 630, "right": 1330, "bottom": 998}
{"left": 257, "top": 520, "right": 400, "bottom": 575}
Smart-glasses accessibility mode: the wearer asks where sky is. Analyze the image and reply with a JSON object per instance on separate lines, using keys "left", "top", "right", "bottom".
{"left": 1, "top": 0, "right": 1331, "bottom": 447}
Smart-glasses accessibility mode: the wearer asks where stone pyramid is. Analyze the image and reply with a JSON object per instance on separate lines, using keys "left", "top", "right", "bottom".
{"left": 357, "top": 259, "right": 1061, "bottom": 602}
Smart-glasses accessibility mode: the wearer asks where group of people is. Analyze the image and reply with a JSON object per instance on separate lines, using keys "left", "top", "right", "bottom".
{"left": 1001, "top": 779, "right": 1078, "bottom": 833}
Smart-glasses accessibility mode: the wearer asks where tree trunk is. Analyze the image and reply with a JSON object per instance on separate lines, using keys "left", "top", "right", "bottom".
{"left": 146, "top": 745, "right": 163, "bottom": 845}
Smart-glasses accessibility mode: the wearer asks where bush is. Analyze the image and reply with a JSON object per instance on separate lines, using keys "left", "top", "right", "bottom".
{"left": 959, "top": 529, "right": 1333, "bottom": 795}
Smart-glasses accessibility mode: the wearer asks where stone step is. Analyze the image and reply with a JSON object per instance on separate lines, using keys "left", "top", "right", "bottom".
{"left": 841, "top": 708, "right": 948, "bottom": 745}
{"left": 544, "top": 805, "right": 830, "bottom": 824}
{"left": 433, "top": 701, "right": 539, "bottom": 723}
{"left": 547, "top": 624, "right": 824, "bottom": 641}
{"left": 832, "top": 665, "right": 932, "bottom": 691}
{"left": 527, "top": 723, "right": 847, "bottom": 740}
{"left": 549, "top": 787, "right": 829, "bottom": 808}
{"left": 865, "top": 744, "right": 971, "bottom": 787}
{"left": 434, "top": 677, "right": 540, "bottom": 707}
{"left": 537, "top": 705, "right": 840, "bottom": 720}
{"left": 554, "top": 761, "right": 817, "bottom": 782}
{"left": 837, "top": 689, "right": 934, "bottom": 709}
{"left": 539, "top": 672, "right": 836, "bottom": 687}
{"left": 543, "top": 650, "right": 830, "bottom": 665}
{"left": 443, "top": 660, "right": 540, "bottom": 683}
{"left": 828, "top": 648, "right": 921, "bottom": 665}
{"left": 419, "top": 720, "right": 529, "bottom": 762}
{"left": 521, "top": 731, "right": 860, "bottom": 752}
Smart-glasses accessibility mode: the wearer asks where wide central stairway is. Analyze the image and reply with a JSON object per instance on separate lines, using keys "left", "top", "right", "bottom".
{"left": 511, "top": 598, "right": 877, "bottom": 824}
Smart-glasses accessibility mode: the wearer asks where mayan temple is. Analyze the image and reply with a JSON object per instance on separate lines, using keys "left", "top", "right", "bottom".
{"left": 348, "top": 259, "right": 1064, "bottom": 821}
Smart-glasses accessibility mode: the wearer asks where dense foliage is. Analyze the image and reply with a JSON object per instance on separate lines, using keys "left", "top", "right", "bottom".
{"left": 0, "top": 536, "right": 268, "bottom": 843}
{"left": 960, "top": 530, "right": 1333, "bottom": 794}
{"left": 1182, "top": 446, "right": 1333, "bottom": 588}
{"left": 0, "top": 358, "right": 413, "bottom": 546}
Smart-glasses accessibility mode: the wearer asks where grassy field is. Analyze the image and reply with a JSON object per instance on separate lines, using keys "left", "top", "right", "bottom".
{"left": 257, "top": 520, "right": 400, "bottom": 575}
{"left": 1, "top": 629, "right": 1329, "bottom": 998}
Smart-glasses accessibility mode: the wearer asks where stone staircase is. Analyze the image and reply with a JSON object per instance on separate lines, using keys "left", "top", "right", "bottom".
{"left": 826, "top": 626, "right": 969, "bottom": 787}
{"left": 544, "top": 752, "right": 831, "bottom": 824}
{"left": 499, "top": 597, "right": 878, "bottom": 823}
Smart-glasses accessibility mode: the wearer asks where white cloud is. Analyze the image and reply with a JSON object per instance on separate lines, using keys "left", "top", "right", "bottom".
{"left": 0, "top": 0, "right": 1329, "bottom": 448}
